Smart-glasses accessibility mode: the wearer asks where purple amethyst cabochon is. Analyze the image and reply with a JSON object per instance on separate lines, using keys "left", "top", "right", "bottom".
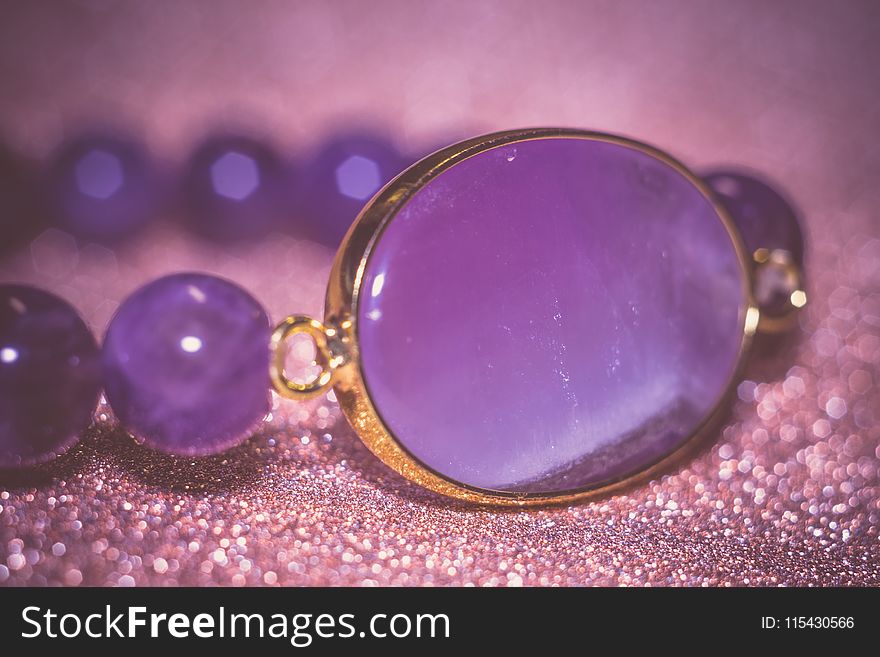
{"left": 356, "top": 136, "right": 748, "bottom": 494}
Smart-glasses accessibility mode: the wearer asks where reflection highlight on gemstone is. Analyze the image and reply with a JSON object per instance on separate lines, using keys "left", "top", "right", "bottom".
{"left": 186, "top": 284, "right": 207, "bottom": 303}
{"left": 0, "top": 347, "right": 19, "bottom": 364}
{"left": 370, "top": 272, "right": 385, "bottom": 298}
{"left": 179, "top": 335, "right": 203, "bottom": 353}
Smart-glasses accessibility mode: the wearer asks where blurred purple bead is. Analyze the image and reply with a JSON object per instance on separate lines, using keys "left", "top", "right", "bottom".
{"left": 0, "top": 285, "right": 101, "bottom": 467}
{"left": 298, "top": 133, "right": 405, "bottom": 246}
{"left": 102, "top": 273, "right": 271, "bottom": 455}
{"left": 46, "top": 133, "right": 160, "bottom": 242}
{"left": 183, "top": 135, "right": 287, "bottom": 241}
{"left": 703, "top": 170, "right": 804, "bottom": 264}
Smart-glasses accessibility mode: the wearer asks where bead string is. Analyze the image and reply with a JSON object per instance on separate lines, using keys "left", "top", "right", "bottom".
{"left": 0, "top": 271, "right": 327, "bottom": 469}
{"left": 0, "top": 130, "right": 425, "bottom": 251}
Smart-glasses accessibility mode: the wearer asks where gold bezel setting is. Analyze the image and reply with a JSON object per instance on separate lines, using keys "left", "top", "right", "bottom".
{"left": 313, "top": 128, "right": 761, "bottom": 507}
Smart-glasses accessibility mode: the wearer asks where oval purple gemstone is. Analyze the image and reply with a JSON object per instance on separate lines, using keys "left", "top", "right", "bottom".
{"left": 1, "top": 285, "right": 101, "bottom": 467}
{"left": 102, "top": 273, "right": 270, "bottom": 455}
{"left": 357, "top": 137, "right": 748, "bottom": 494}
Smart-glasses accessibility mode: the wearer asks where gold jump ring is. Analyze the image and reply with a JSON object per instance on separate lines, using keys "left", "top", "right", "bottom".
{"left": 269, "top": 315, "right": 341, "bottom": 400}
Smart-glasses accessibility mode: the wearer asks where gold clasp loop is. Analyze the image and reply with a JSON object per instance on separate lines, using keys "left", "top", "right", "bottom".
{"left": 270, "top": 315, "right": 343, "bottom": 400}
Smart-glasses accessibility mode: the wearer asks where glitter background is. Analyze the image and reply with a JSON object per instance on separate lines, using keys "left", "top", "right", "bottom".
{"left": 1, "top": 0, "right": 879, "bottom": 586}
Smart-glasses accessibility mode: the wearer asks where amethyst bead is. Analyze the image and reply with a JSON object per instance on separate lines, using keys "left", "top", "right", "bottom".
{"left": 47, "top": 134, "right": 159, "bottom": 243}
{"left": 298, "top": 133, "right": 405, "bottom": 246}
{"left": 102, "top": 273, "right": 271, "bottom": 455}
{"left": 183, "top": 136, "right": 287, "bottom": 241}
{"left": 703, "top": 170, "right": 804, "bottom": 264}
{"left": 1, "top": 285, "right": 101, "bottom": 467}
{"left": 704, "top": 170, "right": 806, "bottom": 317}
{"left": 357, "top": 137, "right": 748, "bottom": 494}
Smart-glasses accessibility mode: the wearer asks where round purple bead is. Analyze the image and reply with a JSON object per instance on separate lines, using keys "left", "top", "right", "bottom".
{"left": 703, "top": 170, "right": 804, "bottom": 264}
{"left": 102, "top": 273, "right": 271, "bottom": 455}
{"left": 46, "top": 134, "right": 159, "bottom": 243}
{"left": 183, "top": 136, "right": 288, "bottom": 241}
{"left": 1, "top": 285, "right": 101, "bottom": 467}
{"left": 357, "top": 137, "right": 748, "bottom": 494}
{"left": 298, "top": 133, "right": 405, "bottom": 246}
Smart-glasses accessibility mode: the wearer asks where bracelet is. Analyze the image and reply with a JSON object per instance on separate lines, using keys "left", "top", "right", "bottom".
{"left": 0, "top": 127, "right": 806, "bottom": 507}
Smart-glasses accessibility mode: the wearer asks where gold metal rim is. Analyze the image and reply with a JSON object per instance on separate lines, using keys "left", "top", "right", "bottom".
{"left": 324, "top": 127, "right": 759, "bottom": 507}
{"left": 270, "top": 315, "right": 343, "bottom": 401}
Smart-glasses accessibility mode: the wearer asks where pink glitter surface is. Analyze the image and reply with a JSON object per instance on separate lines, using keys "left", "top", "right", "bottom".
{"left": 1, "top": 0, "right": 879, "bottom": 586}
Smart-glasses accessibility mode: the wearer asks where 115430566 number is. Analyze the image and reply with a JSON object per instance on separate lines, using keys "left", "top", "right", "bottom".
{"left": 762, "top": 617, "right": 855, "bottom": 630}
